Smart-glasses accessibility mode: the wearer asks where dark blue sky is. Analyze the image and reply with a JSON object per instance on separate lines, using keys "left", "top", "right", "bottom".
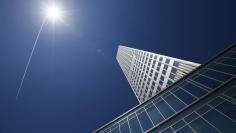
{"left": 0, "top": 0, "right": 236, "bottom": 132}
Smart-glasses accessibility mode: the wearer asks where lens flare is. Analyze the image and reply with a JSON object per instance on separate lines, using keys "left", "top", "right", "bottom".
{"left": 45, "top": 3, "right": 62, "bottom": 22}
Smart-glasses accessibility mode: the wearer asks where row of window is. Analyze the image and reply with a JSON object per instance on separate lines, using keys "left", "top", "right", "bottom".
{"left": 130, "top": 60, "right": 185, "bottom": 102}
{"left": 132, "top": 49, "right": 236, "bottom": 103}
{"left": 99, "top": 47, "right": 236, "bottom": 133}
{"left": 156, "top": 86, "right": 236, "bottom": 133}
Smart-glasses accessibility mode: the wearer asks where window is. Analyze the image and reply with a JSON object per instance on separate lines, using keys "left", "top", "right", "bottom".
{"left": 171, "top": 67, "right": 177, "bottom": 74}
{"left": 164, "top": 65, "right": 168, "bottom": 70}
{"left": 181, "top": 83, "right": 207, "bottom": 98}
{"left": 174, "top": 88, "right": 197, "bottom": 105}
{"left": 167, "top": 80, "right": 173, "bottom": 85}
{"left": 164, "top": 94, "right": 185, "bottom": 112}
{"left": 189, "top": 117, "right": 218, "bottom": 133}
{"left": 173, "top": 61, "right": 179, "bottom": 67}
{"left": 146, "top": 103, "right": 164, "bottom": 125}
{"left": 111, "top": 127, "right": 120, "bottom": 133}
{"left": 151, "top": 85, "right": 155, "bottom": 90}
{"left": 193, "top": 75, "right": 221, "bottom": 90}
{"left": 170, "top": 73, "right": 175, "bottom": 80}
{"left": 154, "top": 76, "right": 157, "bottom": 81}
{"left": 176, "top": 126, "right": 194, "bottom": 133}
{"left": 155, "top": 100, "right": 175, "bottom": 119}
{"left": 215, "top": 101, "right": 236, "bottom": 121}
{"left": 160, "top": 76, "right": 164, "bottom": 81}
{"left": 159, "top": 57, "right": 163, "bottom": 61}
{"left": 203, "top": 109, "right": 236, "bottom": 133}
{"left": 151, "top": 81, "right": 155, "bottom": 86}
{"left": 172, "top": 120, "right": 185, "bottom": 130}
{"left": 103, "top": 128, "right": 110, "bottom": 133}
{"left": 162, "top": 70, "right": 166, "bottom": 75}
{"left": 201, "top": 69, "right": 232, "bottom": 82}
{"left": 137, "top": 111, "right": 153, "bottom": 131}
{"left": 153, "top": 60, "right": 156, "bottom": 64}
{"left": 209, "top": 63, "right": 236, "bottom": 75}
{"left": 184, "top": 112, "right": 198, "bottom": 123}
{"left": 161, "top": 127, "right": 173, "bottom": 133}
{"left": 150, "top": 69, "right": 154, "bottom": 76}
{"left": 159, "top": 80, "right": 163, "bottom": 85}
{"left": 149, "top": 91, "right": 153, "bottom": 97}
{"left": 165, "top": 59, "right": 170, "bottom": 64}
{"left": 157, "top": 86, "right": 161, "bottom": 91}
{"left": 208, "top": 97, "right": 224, "bottom": 107}
{"left": 154, "top": 55, "right": 157, "bottom": 59}
{"left": 196, "top": 105, "right": 211, "bottom": 115}
{"left": 220, "top": 57, "right": 236, "bottom": 66}
{"left": 111, "top": 123, "right": 119, "bottom": 130}
{"left": 224, "top": 87, "right": 236, "bottom": 98}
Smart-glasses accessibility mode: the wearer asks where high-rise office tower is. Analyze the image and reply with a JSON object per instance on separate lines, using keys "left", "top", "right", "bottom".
{"left": 117, "top": 45, "right": 200, "bottom": 103}
{"left": 94, "top": 43, "right": 236, "bottom": 133}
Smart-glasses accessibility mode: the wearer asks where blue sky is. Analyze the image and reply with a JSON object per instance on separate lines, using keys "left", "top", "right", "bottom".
{"left": 0, "top": 0, "right": 236, "bottom": 132}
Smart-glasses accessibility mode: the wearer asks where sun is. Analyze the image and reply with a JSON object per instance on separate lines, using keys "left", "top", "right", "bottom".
{"left": 45, "top": 3, "right": 62, "bottom": 22}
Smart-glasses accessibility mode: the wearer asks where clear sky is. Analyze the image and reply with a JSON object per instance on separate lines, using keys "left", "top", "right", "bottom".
{"left": 0, "top": 0, "right": 236, "bottom": 133}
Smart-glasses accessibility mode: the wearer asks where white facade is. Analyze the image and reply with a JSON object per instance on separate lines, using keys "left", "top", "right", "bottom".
{"left": 117, "top": 45, "right": 200, "bottom": 103}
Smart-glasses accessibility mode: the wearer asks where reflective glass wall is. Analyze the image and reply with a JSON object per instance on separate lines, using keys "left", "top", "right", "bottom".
{"left": 94, "top": 44, "right": 236, "bottom": 133}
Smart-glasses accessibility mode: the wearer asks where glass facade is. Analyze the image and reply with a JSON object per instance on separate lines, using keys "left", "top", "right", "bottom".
{"left": 95, "top": 44, "right": 236, "bottom": 133}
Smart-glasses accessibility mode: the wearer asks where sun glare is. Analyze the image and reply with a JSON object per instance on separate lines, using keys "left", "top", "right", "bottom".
{"left": 45, "top": 3, "right": 62, "bottom": 22}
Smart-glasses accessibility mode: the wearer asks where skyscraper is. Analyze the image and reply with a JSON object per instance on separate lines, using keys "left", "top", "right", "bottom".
{"left": 94, "top": 43, "right": 236, "bottom": 133}
{"left": 117, "top": 45, "right": 200, "bottom": 103}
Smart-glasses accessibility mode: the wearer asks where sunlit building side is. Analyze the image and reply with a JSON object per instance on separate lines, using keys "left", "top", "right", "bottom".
{"left": 117, "top": 45, "right": 200, "bottom": 103}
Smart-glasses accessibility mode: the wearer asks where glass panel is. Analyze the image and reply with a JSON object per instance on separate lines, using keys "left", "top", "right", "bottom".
{"left": 229, "top": 52, "right": 236, "bottom": 58}
{"left": 189, "top": 117, "right": 218, "bottom": 133}
{"left": 169, "top": 73, "right": 175, "bottom": 80}
{"left": 193, "top": 75, "right": 221, "bottom": 90}
{"left": 210, "top": 63, "right": 236, "bottom": 75}
{"left": 136, "top": 108, "right": 145, "bottom": 114}
{"left": 171, "top": 67, "right": 177, "bottom": 74}
{"left": 181, "top": 83, "right": 207, "bottom": 98}
{"left": 174, "top": 88, "right": 197, "bottom": 105}
{"left": 184, "top": 112, "right": 198, "bottom": 123}
{"left": 120, "top": 122, "right": 130, "bottom": 133}
{"left": 155, "top": 100, "right": 175, "bottom": 119}
{"left": 224, "top": 87, "right": 236, "bottom": 97}
{"left": 173, "top": 61, "right": 179, "bottom": 67}
{"left": 172, "top": 120, "right": 185, "bottom": 130}
{"left": 208, "top": 97, "right": 224, "bottom": 107}
{"left": 161, "top": 127, "right": 173, "bottom": 133}
{"left": 128, "top": 113, "right": 136, "bottom": 120}
{"left": 224, "top": 51, "right": 235, "bottom": 57}
{"left": 137, "top": 111, "right": 153, "bottom": 132}
{"left": 202, "top": 69, "right": 232, "bottom": 82}
{"left": 215, "top": 101, "right": 236, "bottom": 121}
{"left": 196, "top": 105, "right": 211, "bottom": 115}
{"left": 129, "top": 117, "right": 143, "bottom": 133}
{"left": 220, "top": 58, "right": 236, "bottom": 66}
{"left": 111, "top": 127, "right": 120, "bottom": 133}
{"left": 203, "top": 109, "right": 236, "bottom": 133}
{"left": 111, "top": 123, "right": 119, "bottom": 130}
{"left": 103, "top": 128, "right": 110, "bottom": 133}
{"left": 119, "top": 119, "right": 127, "bottom": 125}
{"left": 164, "top": 94, "right": 185, "bottom": 112}
{"left": 146, "top": 104, "right": 164, "bottom": 125}
{"left": 162, "top": 92, "right": 171, "bottom": 98}
{"left": 176, "top": 125, "right": 194, "bottom": 133}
